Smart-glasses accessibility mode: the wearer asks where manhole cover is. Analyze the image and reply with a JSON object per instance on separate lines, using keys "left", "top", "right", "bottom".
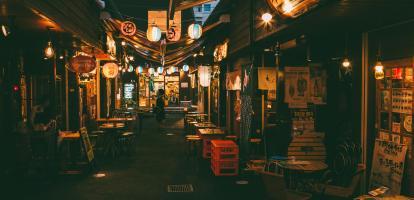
{"left": 236, "top": 180, "right": 249, "bottom": 185}
{"left": 167, "top": 184, "right": 194, "bottom": 193}
{"left": 165, "top": 133, "right": 175, "bottom": 136}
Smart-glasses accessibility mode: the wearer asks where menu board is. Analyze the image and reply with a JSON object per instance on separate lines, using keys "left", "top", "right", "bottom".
{"left": 80, "top": 128, "right": 94, "bottom": 162}
{"left": 291, "top": 108, "right": 314, "bottom": 136}
{"left": 370, "top": 139, "right": 407, "bottom": 195}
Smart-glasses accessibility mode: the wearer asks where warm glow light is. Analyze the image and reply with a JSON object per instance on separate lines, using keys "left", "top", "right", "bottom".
{"left": 146, "top": 25, "right": 162, "bottom": 42}
{"left": 166, "top": 68, "right": 172, "bottom": 75}
{"left": 128, "top": 55, "right": 134, "bottom": 61}
{"left": 45, "top": 41, "right": 54, "bottom": 58}
{"left": 261, "top": 13, "right": 273, "bottom": 23}
{"left": 1, "top": 25, "right": 10, "bottom": 37}
{"left": 342, "top": 58, "right": 351, "bottom": 68}
{"left": 154, "top": 72, "right": 159, "bottom": 77}
{"left": 193, "top": 53, "right": 198, "bottom": 57}
{"left": 59, "top": 55, "right": 64, "bottom": 60}
{"left": 374, "top": 61, "right": 384, "bottom": 80}
{"left": 121, "top": 41, "right": 126, "bottom": 46}
{"left": 102, "top": 63, "right": 119, "bottom": 78}
{"left": 188, "top": 24, "right": 203, "bottom": 40}
{"left": 182, "top": 64, "right": 189, "bottom": 72}
{"left": 282, "top": 0, "right": 294, "bottom": 13}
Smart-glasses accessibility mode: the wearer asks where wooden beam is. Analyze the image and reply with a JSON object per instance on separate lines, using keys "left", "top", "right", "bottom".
{"left": 168, "top": 0, "right": 175, "bottom": 20}
{"left": 175, "top": 0, "right": 214, "bottom": 11}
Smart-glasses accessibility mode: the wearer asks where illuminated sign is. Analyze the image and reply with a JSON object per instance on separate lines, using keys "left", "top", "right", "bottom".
{"left": 124, "top": 83, "right": 134, "bottom": 99}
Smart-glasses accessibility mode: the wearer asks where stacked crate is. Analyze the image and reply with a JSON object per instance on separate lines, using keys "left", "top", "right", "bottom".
{"left": 211, "top": 140, "right": 239, "bottom": 176}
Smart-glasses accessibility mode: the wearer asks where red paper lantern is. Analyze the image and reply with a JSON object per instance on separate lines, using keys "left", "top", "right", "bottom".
{"left": 68, "top": 55, "right": 96, "bottom": 73}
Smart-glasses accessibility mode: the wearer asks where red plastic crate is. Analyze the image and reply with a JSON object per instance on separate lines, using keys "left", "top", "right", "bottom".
{"left": 211, "top": 140, "right": 239, "bottom": 161}
{"left": 211, "top": 159, "right": 239, "bottom": 176}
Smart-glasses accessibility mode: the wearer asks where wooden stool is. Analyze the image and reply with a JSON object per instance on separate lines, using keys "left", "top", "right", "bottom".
{"left": 186, "top": 136, "right": 202, "bottom": 159}
{"left": 249, "top": 138, "right": 262, "bottom": 158}
{"left": 119, "top": 132, "right": 136, "bottom": 155}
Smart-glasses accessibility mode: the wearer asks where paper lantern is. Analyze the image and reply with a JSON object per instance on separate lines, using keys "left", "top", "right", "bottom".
{"left": 102, "top": 63, "right": 119, "bottom": 78}
{"left": 182, "top": 64, "right": 189, "bottom": 72}
{"left": 374, "top": 61, "right": 384, "bottom": 80}
{"left": 157, "top": 66, "right": 164, "bottom": 74}
{"left": 148, "top": 67, "right": 155, "bottom": 75}
{"left": 127, "top": 65, "right": 134, "bottom": 72}
{"left": 68, "top": 55, "right": 96, "bottom": 73}
{"left": 146, "top": 25, "right": 162, "bottom": 42}
{"left": 198, "top": 66, "right": 211, "bottom": 87}
{"left": 188, "top": 24, "right": 202, "bottom": 40}
{"left": 136, "top": 66, "right": 143, "bottom": 74}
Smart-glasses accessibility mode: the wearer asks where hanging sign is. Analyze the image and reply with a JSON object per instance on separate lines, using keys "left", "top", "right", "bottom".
{"left": 214, "top": 41, "right": 228, "bottom": 62}
{"left": 68, "top": 55, "right": 96, "bottom": 73}
{"left": 258, "top": 67, "right": 277, "bottom": 90}
{"left": 120, "top": 21, "right": 137, "bottom": 36}
{"left": 370, "top": 139, "right": 407, "bottom": 195}
{"left": 124, "top": 83, "right": 135, "bottom": 99}
{"left": 106, "top": 33, "right": 116, "bottom": 57}
{"left": 167, "top": 11, "right": 181, "bottom": 42}
{"left": 102, "top": 63, "right": 119, "bottom": 78}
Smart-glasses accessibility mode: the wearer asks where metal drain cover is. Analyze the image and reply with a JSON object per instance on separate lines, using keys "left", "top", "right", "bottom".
{"left": 167, "top": 184, "right": 194, "bottom": 193}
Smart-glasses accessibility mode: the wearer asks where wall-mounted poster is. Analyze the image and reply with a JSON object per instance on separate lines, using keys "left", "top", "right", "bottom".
{"left": 226, "top": 71, "right": 241, "bottom": 90}
{"left": 284, "top": 67, "right": 310, "bottom": 108}
{"left": 181, "top": 82, "right": 188, "bottom": 88}
{"left": 258, "top": 67, "right": 277, "bottom": 90}
{"left": 309, "top": 65, "right": 327, "bottom": 104}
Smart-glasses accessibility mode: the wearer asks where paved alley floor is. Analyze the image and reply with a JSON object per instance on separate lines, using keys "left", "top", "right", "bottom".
{"left": 9, "top": 114, "right": 265, "bottom": 200}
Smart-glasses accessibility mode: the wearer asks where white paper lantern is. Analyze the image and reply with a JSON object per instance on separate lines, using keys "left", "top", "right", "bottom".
{"left": 182, "top": 64, "right": 189, "bottom": 72}
{"left": 102, "top": 63, "right": 119, "bottom": 78}
{"left": 136, "top": 66, "right": 143, "bottom": 74}
{"left": 146, "top": 25, "right": 162, "bottom": 42}
{"left": 148, "top": 67, "right": 155, "bottom": 75}
{"left": 157, "top": 66, "right": 164, "bottom": 74}
{"left": 188, "top": 24, "right": 202, "bottom": 40}
{"left": 198, "top": 66, "right": 211, "bottom": 87}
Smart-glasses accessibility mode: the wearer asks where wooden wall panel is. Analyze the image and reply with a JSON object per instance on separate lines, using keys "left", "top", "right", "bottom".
{"left": 228, "top": 1, "right": 251, "bottom": 55}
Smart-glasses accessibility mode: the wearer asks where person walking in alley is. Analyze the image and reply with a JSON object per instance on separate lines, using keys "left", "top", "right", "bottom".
{"left": 155, "top": 89, "right": 165, "bottom": 131}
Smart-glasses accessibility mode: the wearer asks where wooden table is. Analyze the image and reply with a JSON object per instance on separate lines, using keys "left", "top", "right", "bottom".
{"left": 197, "top": 128, "right": 225, "bottom": 136}
{"left": 193, "top": 122, "right": 216, "bottom": 129}
{"left": 276, "top": 160, "right": 328, "bottom": 190}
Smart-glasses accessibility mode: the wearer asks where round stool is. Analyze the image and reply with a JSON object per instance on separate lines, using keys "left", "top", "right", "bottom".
{"left": 119, "top": 132, "right": 136, "bottom": 154}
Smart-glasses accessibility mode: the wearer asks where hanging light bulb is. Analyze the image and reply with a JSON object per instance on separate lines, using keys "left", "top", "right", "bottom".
{"left": 128, "top": 65, "right": 134, "bottom": 72}
{"left": 44, "top": 41, "right": 54, "bottom": 58}
{"left": 157, "top": 66, "right": 163, "bottom": 74}
{"left": 166, "top": 68, "right": 172, "bottom": 75}
{"left": 121, "top": 41, "right": 126, "bottom": 46}
{"left": 342, "top": 58, "right": 351, "bottom": 68}
{"left": 118, "top": 66, "right": 122, "bottom": 71}
{"left": 261, "top": 13, "right": 273, "bottom": 23}
{"left": 374, "top": 61, "right": 384, "bottom": 80}
{"left": 182, "top": 64, "right": 189, "bottom": 72}
{"left": 128, "top": 55, "right": 134, "bottom": 61}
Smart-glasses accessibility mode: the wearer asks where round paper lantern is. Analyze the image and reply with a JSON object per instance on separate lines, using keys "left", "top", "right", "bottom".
{"left": 136, "top": 66, "right": 143, "bottom": 74}
{"left": 188, "top": 24, "right": 202, "bottom": 40}
{"left": 182, "top": 64, "right": 189, "bottom": 72}
{"left": 146, "top": 25, "right": 162, "bottom": 42}
{"left": 198, "top": 66, "right": 211, "bottom": 87}
{"left": 157, "top": 66, "right": 163, "bottom": 74}
{"left": 148, "top": 67, "right": 155, "bottom": 75}
{"left": 102, "top": 63, "right": 119, "bottom": 78}
{"left": 127, "top": 65, "right": 134, "bottom": 72}
{"left": 68, "top": 55, "right": 96, "bottom": 73}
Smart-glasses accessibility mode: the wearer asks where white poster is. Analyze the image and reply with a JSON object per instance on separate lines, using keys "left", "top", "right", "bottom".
{"left": 284, "top": 67, "right": 310, "bottom": 108}
{"left": 309, "top": 65, "right": 327, "bottom": 104}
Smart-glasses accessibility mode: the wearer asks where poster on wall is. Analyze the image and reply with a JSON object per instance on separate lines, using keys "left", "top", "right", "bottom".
{"left": 226, "top": 71, "right": 241, "bottom": 90}
{"left": 258, "top": 67, "right": 277, "bottom": 90}
{"left": 309, "top": 65, "right": 327, "bottom": 104}
{"left": 284, "top": 67, "right": 310, "bottom": 108}
{"left": 370, "top": 139, "right": 407, "bottom": 195}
